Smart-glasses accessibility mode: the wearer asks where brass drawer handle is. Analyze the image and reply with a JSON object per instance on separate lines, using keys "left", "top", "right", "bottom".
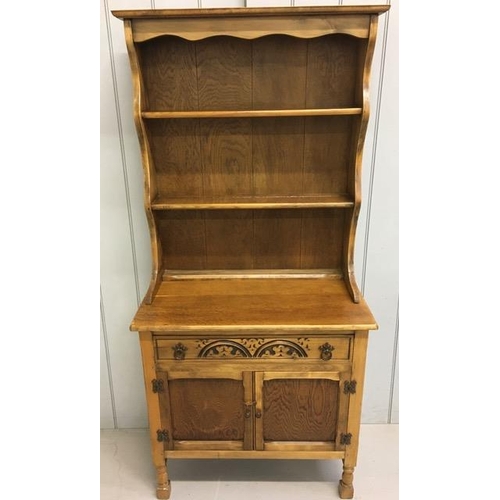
{"left": 255, "top": 409, "right": 262, "bottom": 419}
{"left": 319, "top": 343, "right": 334, "bottom": 361}
{"left": 172, "top": 343, "right": 187, "bottom": 360}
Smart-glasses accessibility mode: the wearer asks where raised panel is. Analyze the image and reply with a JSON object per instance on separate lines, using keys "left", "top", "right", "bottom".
{"left": 255, "top": 370, "right": 350, "bottom": 451}
{"left": 262, "top": 378, "right": 338, "bottom": 441}
{"left": 168, "top": 378, "right": 245, "bottom": 440}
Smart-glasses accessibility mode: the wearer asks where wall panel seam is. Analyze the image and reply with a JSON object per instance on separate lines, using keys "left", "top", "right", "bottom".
{"left": 101, "top": 287, "right": 118, "bottom": 429}
{"left": 388, "top": 296, "right": 399, "bottom": 423}
{"left": 360, "top": 7, "right": 391, "bottom": 294}
{"left": 103, "top": 0, "right": 141, "bottom": 308}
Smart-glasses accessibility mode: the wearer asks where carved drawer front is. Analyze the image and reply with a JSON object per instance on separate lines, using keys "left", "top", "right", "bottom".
{"left": 155, "top": 336, "right": 352, "bottom": 361}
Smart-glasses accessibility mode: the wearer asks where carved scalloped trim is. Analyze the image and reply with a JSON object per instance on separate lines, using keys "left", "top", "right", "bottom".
{"left": 132, "top": 16, "right": 371, "bottom": 43}
{"left": 135, "top": 31, "right": 369, "bottom": 43}
{"left": 197, "top": 339, "right": 310, "bottom": 359}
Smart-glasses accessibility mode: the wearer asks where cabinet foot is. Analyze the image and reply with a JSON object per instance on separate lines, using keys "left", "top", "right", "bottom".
{"left": 338, "top": 465, "right": 354, "bottom": 499}
{"left": 156, "top": 464, "right": 171, "bottom": 499}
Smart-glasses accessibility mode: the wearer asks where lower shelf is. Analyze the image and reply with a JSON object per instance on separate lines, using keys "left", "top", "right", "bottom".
{"left": 151, "top": 194, "right": 354, "bottom": 210}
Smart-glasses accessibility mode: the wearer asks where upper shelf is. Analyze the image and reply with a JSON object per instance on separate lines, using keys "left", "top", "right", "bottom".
{"left": 113, "top": 6, "right": 390, "bottom": 20}
{"left": 142, "top": 108, "right": 362, "bottom": 119}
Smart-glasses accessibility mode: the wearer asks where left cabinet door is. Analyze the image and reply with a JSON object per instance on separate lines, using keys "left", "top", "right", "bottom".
{"left": 156, "top": 370, "right": 253, "bottom": 451}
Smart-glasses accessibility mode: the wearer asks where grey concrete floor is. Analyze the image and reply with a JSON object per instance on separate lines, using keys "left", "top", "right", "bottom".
{"left": 101, "top": 425, "right": 398, "bottom": 500}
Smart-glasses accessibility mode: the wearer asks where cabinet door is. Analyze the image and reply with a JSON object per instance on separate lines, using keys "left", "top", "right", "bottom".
{"left": 254, "top": 370, "right": 350, "bottom": 452}
{"left": 158, "top": 370, "right": 253, "bottom": 451}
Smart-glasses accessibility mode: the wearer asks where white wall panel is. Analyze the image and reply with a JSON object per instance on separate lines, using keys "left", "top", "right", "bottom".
{"left": 390, "top": 334, "right": 399, "bottom": 423}
{"left": 294, "top": 1, "right": 340, "bottom": 6}
{"left": 203, "top": 0, "right": 245, "bottom": 6}
{"left": 358, "top": 0, "right": 398, "bottom": 423}
{"left": 342, "top": 0, "right": 387, "bottom": 4}
{"left": 154, "top": 0, "right": 199, "bottom": 7}
{"left": 246, "top": 1, "right": 291, "bottom": 7}
{"left": 100, "top": 0, "right": 399, "bottom": 427}
{"left": 101, "top": 0, "right": 150, "bottom": 428}
{"left": 108, "top": 0, "right": 153, "bottom": 301}
{"left": 100, "top": 314, "right": 115, "bottom": 429}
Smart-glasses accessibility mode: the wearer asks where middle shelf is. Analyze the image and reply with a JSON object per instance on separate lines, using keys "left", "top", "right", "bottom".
{"left": 142, "top": 108, "right": 362, "bottom": 119}
{"left": 151, "top": 194, "right": 354, "bottom": 210}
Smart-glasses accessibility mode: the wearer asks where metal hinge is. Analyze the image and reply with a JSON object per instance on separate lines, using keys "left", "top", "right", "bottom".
{"left": 340, "top": 433, "right": 352, "bottom": 446}
{"left": 157, "top": 429, "right": 169, "bottom": 442}
{"left": 343, "top": 380, "right": 357, "bottom": 394}
{"left": 152, "top": 379, "right": 164, "bottom": 393}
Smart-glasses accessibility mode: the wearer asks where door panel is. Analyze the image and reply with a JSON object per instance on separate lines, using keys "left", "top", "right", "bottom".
{"left": 262, "top": 378, "right": 338, "bottom": 441}
{"left": 169, "top": 378, "right": 244, "bottom": 440}
{"left": 158, "top": 371, "right": 253, "bottom": 450}
{"left": 255, "top": 370, "right": 350, "bottom": 451}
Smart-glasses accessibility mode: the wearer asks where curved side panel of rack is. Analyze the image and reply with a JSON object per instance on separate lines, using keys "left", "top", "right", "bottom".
{"left": 344, "top": 15, "right": 379, "bottom": 304}
{"left": 125, "top": 20, "right": 163, "bottom": 305}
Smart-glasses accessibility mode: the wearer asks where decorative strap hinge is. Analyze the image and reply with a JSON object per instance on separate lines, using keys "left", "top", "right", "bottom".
{"left": 152, "top": 379, "right": 164, "bottom": 393}
{"left": 157, "top": 429, "right": 170, "bottom": 442}
{"left": 340, "top": 433, "right": 352, "bottom": 446}
{"left": 343, "top": 380, "right": 357, "bottom": 394}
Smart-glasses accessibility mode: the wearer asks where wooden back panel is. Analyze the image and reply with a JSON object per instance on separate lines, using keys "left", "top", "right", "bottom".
{"left": 139, "top": 35, "right": 364, "bottom": 111}
{"left": 147, "top": 116, "right": 353, "bottom": 200}
{"left": 157, "top": 209, "right": 345, "bottom": 271}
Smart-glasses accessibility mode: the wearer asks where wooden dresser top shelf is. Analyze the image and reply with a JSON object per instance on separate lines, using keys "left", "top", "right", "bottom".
{"left": 131, "top": 277, "right": 377, "bottom": 332}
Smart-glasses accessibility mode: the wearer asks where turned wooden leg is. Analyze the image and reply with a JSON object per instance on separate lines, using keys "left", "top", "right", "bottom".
{"left": 156, "top": 463, "right": 171, "bottom": 499}
{"left": 338, "top": 461, "right": 355, "bottom": 499}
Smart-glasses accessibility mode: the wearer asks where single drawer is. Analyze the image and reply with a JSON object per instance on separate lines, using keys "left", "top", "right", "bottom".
{"left": 154, "top": 335, "right": 352, "bottom": 362}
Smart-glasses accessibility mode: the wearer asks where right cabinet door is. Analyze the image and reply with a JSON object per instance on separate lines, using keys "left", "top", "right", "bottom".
{"left": 254, "top": 370, "right": 350, "bottom": 452}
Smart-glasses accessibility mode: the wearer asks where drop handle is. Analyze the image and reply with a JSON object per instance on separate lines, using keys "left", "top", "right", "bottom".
{"left": 319, "top": 342, "right": 334, "bottom": 361}
{"left": 172, "top": 343, "right": 187, "bottom": 360}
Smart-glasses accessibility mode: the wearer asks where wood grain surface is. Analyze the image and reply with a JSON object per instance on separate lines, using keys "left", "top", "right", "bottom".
{"left": 113, "top": 6, "right": 390, "bottom": 20}
{"left": 130, "top": 278, "right": 377, "bottom": 331}
{"left": 156, "top": 209, "right": 345, "bottom": 271}
{"left": 197, "top": 37, "right": 252, "bottom": 111}
{"left": 140, "top": 36, "right": 197, "bottom": 111}
{"left": 262, "top": 379, "right": 338, "bottom": 441}
{"left": 168, "top": 378, "right": 245, "bottom": 441}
